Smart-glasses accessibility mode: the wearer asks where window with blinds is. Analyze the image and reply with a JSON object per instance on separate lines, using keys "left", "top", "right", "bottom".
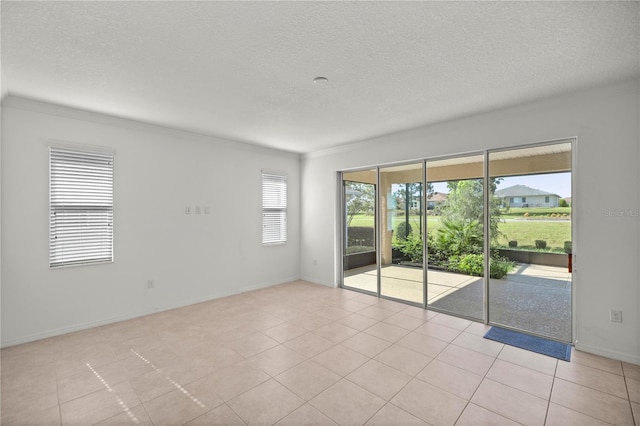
{"left": 262, "top": 171, "right": 287, "bottom": 245}
{"left": 50, "top": 146, "right": 114, "bottom": 268}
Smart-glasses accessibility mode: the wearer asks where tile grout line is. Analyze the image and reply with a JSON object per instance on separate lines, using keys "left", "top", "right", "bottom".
{"left": 86, "top": 362, "right": 140, "bottom": 424}
{"left": 265, "top": 390, "right": 306, "bottom": 426}
{"left": 358, "top": 321, "right": 491, "bottom": 425}
{"left": 555, "top": 362, "right": 633, "bottom": 401}
{"left": 276, "top": 313, "right": 418, "bottom": 425}
{"left": 452, "top": 343, "right": 505, "bottom": 425}
{"left": 542, "top": 358, "right": 560, "bottom": 426}
{"left": 223, "top": 401, "right": 249, "bottom": 426}
{"left": 625, "top": 376, "right": 638, "bottom": 426}
{"left": 549, "top": 376, "right": 630, "bottom": 425}
{"left": 55, "top": 363, "right": 63, "bottom": 426}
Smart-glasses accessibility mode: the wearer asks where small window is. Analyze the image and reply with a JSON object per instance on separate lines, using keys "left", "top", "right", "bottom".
{"left": 522, "top": 197, "right": 527, "bottom": 203}
{"left": 50, "top": 146, "right": 114, "bottom": 267}
{"left": 262, "top": 171, "right": 287, "bottom": 245}
{"left": 545, "top": 196, "right": 550, "bottom": 203}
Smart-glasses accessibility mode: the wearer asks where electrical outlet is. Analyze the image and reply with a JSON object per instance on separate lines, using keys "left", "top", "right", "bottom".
{"left": 195, "top": 206, "right": 201, "bottom": 214}
{"left": 610, "top": 309, "right": 622, "bottom": 323}
{"left": 185, "top": 206, "right": 191, "bottom": 215}
{"left": 146, "top": 279, "right": 155, "bottom": 289}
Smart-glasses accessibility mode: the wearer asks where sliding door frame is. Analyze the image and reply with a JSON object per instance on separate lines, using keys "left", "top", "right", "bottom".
{"left": 339, "top": 168, "right": 379, "bottom": 297}
{"left": 376, "top": 166, "right": 382, "bottom": 297}
{"left": 424, "top": 151, "right": 486, "bottom": 322}
{"left": 338, "top": 137, "right": 576, "bottom": 344}
{"left": 485, "top": 138, "right": 575, "bottom": 344}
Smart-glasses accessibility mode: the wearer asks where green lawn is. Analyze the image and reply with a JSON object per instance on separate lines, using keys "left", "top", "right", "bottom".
{"left": 348, "top": 213, "right": 571, "bottom": 251}
{"left": 348, "top": 214, "right": 426, "bottom": 232}
{"left": 347, "top": 214, "right": 375, "bottom": 228}
{"left": 493, "top": 221, "right": 571, "bottom": 251}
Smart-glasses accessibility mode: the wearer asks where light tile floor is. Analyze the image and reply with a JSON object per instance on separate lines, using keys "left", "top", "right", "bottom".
{"left": 1, "top": 281, "right": 638, "bottom": 425}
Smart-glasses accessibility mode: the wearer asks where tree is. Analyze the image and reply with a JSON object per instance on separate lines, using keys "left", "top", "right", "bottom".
{"left": 392, "top": 183, "right": 423, "bottom": 211}
{"left": 391, "top": 182, "right": 434, "bottom": 211}
{"left": 345, "top": 182, "right": 374, "bottom": 226}
{"left": 426, "top": 182, "right": 434, "bottom": 198}
{"left": 393, "top": 182, "right": 429, "bottom": 236}
{"left": 440, "top": 178, "right": 503, "bottom": 242}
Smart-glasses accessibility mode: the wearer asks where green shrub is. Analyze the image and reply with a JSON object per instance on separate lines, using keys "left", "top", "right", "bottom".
{"left": 447, "top": 253, "right": 514, "bottom": 279}
{"left": 535, "top": 239, "right": 547, "bottom": 249}
{"left": 396, "top": 222, "right": 413, "bottom": 241}
{"left": 397, "top": 233, "right": 423, "bottom": 263}
{"left": 564, "top": 241, "right": 572, "bottom": 254}
{"left": 508, "top": 240, "right": 518, "bottom": 248}
{"left": 449, "top": 254, "right": 484, "bottom": 276}
{"left": 490, "top": 257, "right": 515, "bottom": 279}
{"left": 427, "top": 232, "right": 447, "bottom": 265}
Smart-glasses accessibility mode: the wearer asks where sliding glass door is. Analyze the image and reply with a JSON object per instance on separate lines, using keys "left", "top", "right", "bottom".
{"left": 426, "top": 154, "right": 485, "bottom": 321}
{"left": 339, "top": 140, "right": 573, "bottom": 343}
{"left": 488, "top": 142, "right": 573, "bottom": 342}
{"left": 379, "top": 163, "right": 424, "bottom": 304}
{"left": 342, "top": 169, "right": 378, "bottom": 294}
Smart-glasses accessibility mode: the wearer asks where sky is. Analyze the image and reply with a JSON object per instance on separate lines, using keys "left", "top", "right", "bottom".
{"left": 431, "top": 172, "right": 571, "bottom": 198}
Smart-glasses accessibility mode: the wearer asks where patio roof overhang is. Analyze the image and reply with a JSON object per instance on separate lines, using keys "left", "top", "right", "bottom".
{"left": 343, "top": 142, "right": 571, "bottom": 184}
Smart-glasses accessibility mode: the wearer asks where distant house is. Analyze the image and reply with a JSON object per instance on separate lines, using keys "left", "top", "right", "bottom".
{"left": 426, "top": 192, "right": 448, "bottom": 210}
{"left": 408, "top": 191, "right": 448, "bottom": 210}
{"left": 495, "top": 184, "right": 560, "bottom": 208}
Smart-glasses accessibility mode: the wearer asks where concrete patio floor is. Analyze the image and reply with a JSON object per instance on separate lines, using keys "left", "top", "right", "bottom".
{"left": 344, "top": 263, "right": 572, "bottom": 342}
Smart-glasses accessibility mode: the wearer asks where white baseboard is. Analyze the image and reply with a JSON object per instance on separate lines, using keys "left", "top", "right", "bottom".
{"left": 300, "top": 275, "right": 336, "bottom": 288}
{"left": 2, "top": 310, "right": 152, "bottom": 348}
{"left": 574, "top": 342, "right": 640, "bottom": 365}
{"left": 1, "top": 276, "right": 300, "bottom": 348}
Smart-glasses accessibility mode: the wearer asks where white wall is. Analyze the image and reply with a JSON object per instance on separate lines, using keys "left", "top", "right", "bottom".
{"left": 1, "top": 97, "right": 301, "bottom": 347}
{"left": 300, "top": 78, "right": 640, "bottom": 364}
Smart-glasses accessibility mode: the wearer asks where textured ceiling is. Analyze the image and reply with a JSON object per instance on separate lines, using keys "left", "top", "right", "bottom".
{"left": 2, "top": 1, "right": 639, "bottom": 153}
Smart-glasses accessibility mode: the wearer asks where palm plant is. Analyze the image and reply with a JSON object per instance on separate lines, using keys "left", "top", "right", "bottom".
{"left": 436, "top": 219, "right": 483, "bottom": 257}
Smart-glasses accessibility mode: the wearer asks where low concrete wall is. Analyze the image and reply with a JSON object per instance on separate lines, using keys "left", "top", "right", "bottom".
{"left": 498, "top": 249, "right": 570, "bottom": 268}
{"left": 344, "top": 251, "right": 376, "bottom": 270}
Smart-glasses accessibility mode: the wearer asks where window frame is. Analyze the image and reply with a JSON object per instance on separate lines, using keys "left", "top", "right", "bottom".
{"left": 261, "top": 170, "right": 287, "bottom": 246}
{"left": 49, "top": 144, "right": 114, "bottom": 268}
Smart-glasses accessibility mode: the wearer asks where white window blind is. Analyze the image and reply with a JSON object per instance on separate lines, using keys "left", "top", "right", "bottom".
{"left": 50, "top": 146, "right": 114, "bottom": 268}
{"left": 262, "top": 172, "right": 287, "bottom": 245}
